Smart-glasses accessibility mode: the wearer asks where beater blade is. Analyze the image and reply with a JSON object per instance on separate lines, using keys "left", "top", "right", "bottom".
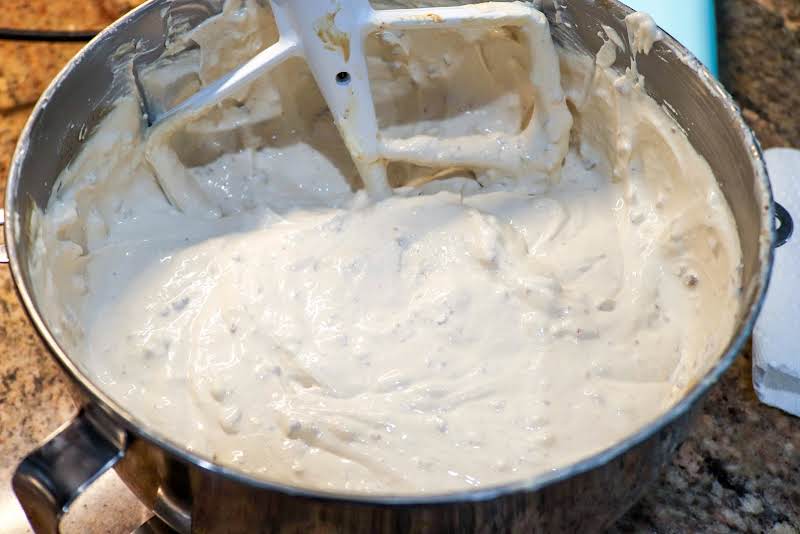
{"left": 144, "top": 0, "right": 571, "bottom": 215}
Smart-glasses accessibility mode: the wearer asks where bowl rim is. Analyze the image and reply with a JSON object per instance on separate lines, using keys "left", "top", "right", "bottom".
{"left": 4, "top": 0, "right": 776, "bottom": 506}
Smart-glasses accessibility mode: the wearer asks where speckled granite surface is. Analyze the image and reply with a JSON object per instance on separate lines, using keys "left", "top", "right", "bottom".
{"left": 0, "top": 1, "right": 798, "bottom": 532}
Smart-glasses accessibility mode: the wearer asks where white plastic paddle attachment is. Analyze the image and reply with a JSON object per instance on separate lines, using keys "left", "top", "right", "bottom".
{"left": 145, "top": 0, "right": 569, "bottom": 214}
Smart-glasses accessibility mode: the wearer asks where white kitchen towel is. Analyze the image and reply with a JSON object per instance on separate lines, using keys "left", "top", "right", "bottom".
{"left": 753, "top": 148, "right": 800, "bottom": 417}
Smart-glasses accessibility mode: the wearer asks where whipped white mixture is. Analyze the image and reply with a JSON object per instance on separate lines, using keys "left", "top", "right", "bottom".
{"left": 31, "top": 1, "right": 742, "bottom": 494}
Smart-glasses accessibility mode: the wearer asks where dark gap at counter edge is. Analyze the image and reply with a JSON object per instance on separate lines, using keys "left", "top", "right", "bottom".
{"left": 0, "top": 29, "right": 98, "bottom": 42}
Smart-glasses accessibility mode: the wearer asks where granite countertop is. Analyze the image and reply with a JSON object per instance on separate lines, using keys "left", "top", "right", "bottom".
{"left": 0, "top": 1, "right": 798, "bottom": 532}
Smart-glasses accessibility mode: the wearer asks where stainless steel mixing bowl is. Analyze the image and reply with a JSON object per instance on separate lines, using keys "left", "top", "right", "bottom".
{"left": 4, "top": 0, "right": 792, "bottom": 532}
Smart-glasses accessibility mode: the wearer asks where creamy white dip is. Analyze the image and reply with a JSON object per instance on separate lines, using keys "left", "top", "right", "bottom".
{"left": 31, "top": 0, "right": 742, "bottom": 494}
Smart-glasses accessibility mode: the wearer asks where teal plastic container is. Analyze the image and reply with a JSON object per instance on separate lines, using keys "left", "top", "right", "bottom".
{"left": 623, "top": 0, "right": 718, "bottom": 76}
